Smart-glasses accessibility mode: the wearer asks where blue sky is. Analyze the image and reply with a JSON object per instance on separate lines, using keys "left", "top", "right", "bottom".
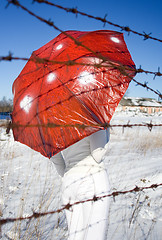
{"left": 0, "top": 0, "right": 162, "bottom": 100}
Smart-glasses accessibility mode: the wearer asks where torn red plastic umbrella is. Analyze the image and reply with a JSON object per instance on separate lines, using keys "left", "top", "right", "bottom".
{"left": 12, "top": 30, "right": 136, "bottom": 158}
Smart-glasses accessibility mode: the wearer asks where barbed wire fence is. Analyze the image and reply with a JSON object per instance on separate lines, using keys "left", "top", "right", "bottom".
{"left": 0, "top": 0, "right": 162, "bottom": 239}
{"left": 0, "top": 182, "right": 162, "bottom": 225}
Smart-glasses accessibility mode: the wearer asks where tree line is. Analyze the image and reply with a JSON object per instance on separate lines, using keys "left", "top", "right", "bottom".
{"left": 0, "top": 97, "right": 13, "bottom": 112}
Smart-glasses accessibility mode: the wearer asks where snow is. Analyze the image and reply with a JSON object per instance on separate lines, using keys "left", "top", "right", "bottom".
{"left": 123, "top": 97, "right": 162, "bottom": 107}
{"left": 0, "top": 111, "right": 162, "bottom": 239}
{"left": 144, "top": 100, "right": 162, "bottom": 107}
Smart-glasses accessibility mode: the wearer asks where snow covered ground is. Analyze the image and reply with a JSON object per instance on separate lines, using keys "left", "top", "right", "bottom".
{"left": 0, "top": 111, "right": 162, "bottom": 240}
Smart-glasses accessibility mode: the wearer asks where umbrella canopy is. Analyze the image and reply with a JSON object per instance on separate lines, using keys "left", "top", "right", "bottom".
{"left": 12, "top": 30, "right": 136, "bottom": 158}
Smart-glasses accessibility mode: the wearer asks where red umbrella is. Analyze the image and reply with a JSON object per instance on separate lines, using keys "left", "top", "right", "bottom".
{"left": 12, "top": 30, "right": 136, "bottom": 158}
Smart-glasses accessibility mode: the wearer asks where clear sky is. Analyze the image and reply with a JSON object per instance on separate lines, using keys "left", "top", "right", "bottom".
{"left": 0, "top": 0, "right": 162, "bottom": 100}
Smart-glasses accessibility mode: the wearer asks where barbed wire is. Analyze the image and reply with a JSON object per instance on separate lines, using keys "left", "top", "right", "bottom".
{"left": 5, "top": 0, "right": 110, "bottom": 61}
{"left": 0, "top": 182, "right": 162, "bottom": 226}
{"left": 11, "top": 81, "right": 162, "bottom": 126}
{"left": 0, "top": 53, "right": 162, "bottom": 101}
{"left": 0, "top": 1, "right": 161, "bottom": 130}
{"left": 31, "top": 0, "right": 162, "bottom": 43}
{"left": 3, "top": 0, "right": 162, "bottom": 101}
{"left": 1, "top": 54, "right": 162, "bottom": 79}
{"left": 5, "top": 0, "right": 162, "bottom": 71}
{"left": 0, "top": 2, "right": 162, "bottom": 237}
{"left": 0, "top": 121, "right": 162, "bottom": 135}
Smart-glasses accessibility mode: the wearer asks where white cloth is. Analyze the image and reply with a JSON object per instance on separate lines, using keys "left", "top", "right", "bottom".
{"left": 50, "top": 129, "right": 110, "bottom": 240}
{"left": 62, "top": 158, "right": 110, "bottom": 240}
{"left": 51, "top": 129, "right": 110, "bottom": 175}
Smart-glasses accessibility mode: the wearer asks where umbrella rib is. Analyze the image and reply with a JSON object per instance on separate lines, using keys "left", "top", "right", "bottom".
{"left": 36, "top": 67, "right": 49, "bottom": 155}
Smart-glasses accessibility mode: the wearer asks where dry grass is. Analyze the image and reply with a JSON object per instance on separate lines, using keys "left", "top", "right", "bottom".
{"left": 127, "top": 130, "right": 162, "bottom": 154}
{"left": 1, "top": 123, "right": 162, "bottom": 239}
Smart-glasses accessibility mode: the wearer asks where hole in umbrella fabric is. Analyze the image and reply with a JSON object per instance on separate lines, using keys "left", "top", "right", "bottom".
{"left": 56, "top": 44, "right": 63, "bottom": 50}
{"left": 111, "top": 37, "right": 120, "bottom": 43}
{"left": 20, "top": 95, "right": 33, "bottom": 113}
{"left": 47, "top": 73, "right": 57, "bottom": 83}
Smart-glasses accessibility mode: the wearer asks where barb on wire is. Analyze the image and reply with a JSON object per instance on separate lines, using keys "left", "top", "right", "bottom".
{"left": 0, "top": 54, "right": 130, "bottom": 70}
{"left": 0, "top": 54, "right": 29, "bottom": 62}
{"left": 133, "top": 79, "right": 162, "bottom": 99}
{"left": 0, "top": 121, "right": 162, "bottom": 135}
{"left": 5, "top": 0, "right": 162, "bottom": 68}
{"left": 1, "top": 54, "right": 162, "bottom": 79}
{"left": 3, "top": 1, "right": 162, "bottom": 115}
{"left": 136, "top": 66, "right": 162, "bottom": 78}
{"left": 153, "top": 67, "right": 161, "bottom": 79}
{"left": 6, "top": 0, "right": 109, "bottom": 62}
{"left": 3, "top": 1, "right": 162, "bottom": 100}
{"left": 0, "top": 53, "right": 162, "bottom": 100}
{"left": 32, "top": 0, "right": 162, "bottom": 43}
{"left": 143, "top": 32, "right": 152, "bottom": 41}
{"left": 0, "top": 182, "right": 162, "bottom": 225}
{"left": 0, "top": 52, "right": 13, "bottom": 61}
{"left": 1, "top": 1, "right": 161, "bottom": 236}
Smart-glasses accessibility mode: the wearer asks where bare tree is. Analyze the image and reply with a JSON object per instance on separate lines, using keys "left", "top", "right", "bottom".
{"left": 0, "top": 97, "right": 13, "bottom": 112}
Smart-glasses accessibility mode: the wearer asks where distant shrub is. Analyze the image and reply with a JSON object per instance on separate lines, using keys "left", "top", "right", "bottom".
{"left": 0, "top": 97, "right": 13, "bottom": 112}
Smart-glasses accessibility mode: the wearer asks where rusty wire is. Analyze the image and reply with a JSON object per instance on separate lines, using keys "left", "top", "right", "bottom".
{"left": 31, "top": 0, "right": 162, "bottom": 43}
{"left": 2, "top": 0, "right": 162, "bottom": 109}
{"left": 0, "top": 53, "right": 162, "bottom": 100}
{"left": 1, "top": 54, "right": 162, "bottom": 78}
{"left": 0, "top": 0, "right": 161, "bottom": 130}
{"left": 0, "top": 182, "right": 162, "bottom": 226}
{"left": 0, "top": 121, "right": 162, "bottom": 134}
{"left": 3, "top": 0, "right": 162, "bottom": 101}
{"left": 0, "top": 1, "right": 162, "bottom": 231}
